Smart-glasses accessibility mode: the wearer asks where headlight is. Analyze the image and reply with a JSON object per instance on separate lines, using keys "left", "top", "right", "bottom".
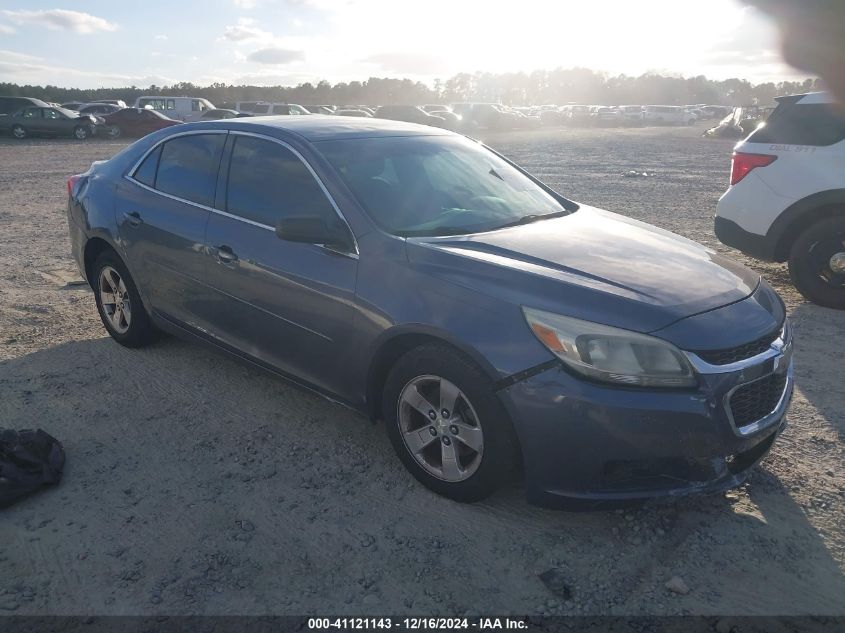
{"left": 522, "top": 307, "right": 697, "bottom": 388}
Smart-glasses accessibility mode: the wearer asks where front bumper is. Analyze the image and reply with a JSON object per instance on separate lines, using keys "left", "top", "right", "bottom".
{"left": 500, "top": 326, "right": 794, "bottom": 509}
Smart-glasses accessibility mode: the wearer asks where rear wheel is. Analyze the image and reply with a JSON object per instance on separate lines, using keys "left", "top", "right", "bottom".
{"left": 107, "top": 125, "right": 122, "bottom": 139}
{"left": 73, "top": 126, "right": 89, "bottom": 140}
{"left": 92, "top": 250, "right": 159, "bottom": 347}
{"left": 788, "top": 216, "right": 845, "bottom": 309}
{"left": 11, "top": 125, "right": 26, "bottom": 139}
{"left": 382, "top": 344, "right": 519, "bottom": 502}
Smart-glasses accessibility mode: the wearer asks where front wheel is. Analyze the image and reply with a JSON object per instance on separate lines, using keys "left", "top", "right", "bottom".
{"left": 73, "top": 126, "right": 89, "bottom": 140}
{"left": 11, "top": 124, "right": 26, "bottom": 139}
{"left": 92, "top": 250, "right": 160, "bottom": 347}
{"left": 788, "top": 216, "right": 845, "bottom": 309}
{"left": 107, "top": 125, "right": 122, "bottom": 139}
{"left": 382, "top": 344, "right": 520, "bottom": 502}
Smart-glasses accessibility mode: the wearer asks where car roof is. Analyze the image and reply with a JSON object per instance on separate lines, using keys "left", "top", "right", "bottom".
{"left": 185, "top": 114, "right": 452, "bottom": 141}
{"left": 775, "top": 91, "right": 831, "bottom": 105}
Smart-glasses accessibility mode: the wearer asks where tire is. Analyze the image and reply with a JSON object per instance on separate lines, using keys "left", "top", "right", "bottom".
{"left": 11, "top": 125, "right": 26, "bottom": 139}
{"left": 107, "top": 125, "right": 122, "bottom": 139}
{"left": 382, "top": 343, "right": 520, "bottom": 502}
{"left": 92, "top": 249, "right": 160, "bottom": 347}
{"left": 788, "top": 216, "right": 845, "bottom": 309}
{"left": 73, "top": 126, "right": 89, "bottom": 140}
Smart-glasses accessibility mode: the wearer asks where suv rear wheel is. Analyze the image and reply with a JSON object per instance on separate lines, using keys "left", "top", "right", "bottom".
{"left": 788, "top": 216, "right": 845, "bottom": 309}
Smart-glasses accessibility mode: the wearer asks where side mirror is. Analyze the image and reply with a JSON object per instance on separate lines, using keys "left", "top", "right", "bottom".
{"left": 275, "top": 216, "right": 355, "bottom": 253}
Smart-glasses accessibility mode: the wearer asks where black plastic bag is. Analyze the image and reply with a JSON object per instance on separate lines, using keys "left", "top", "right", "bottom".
{"left": 0, "top": 429, "right": 65, "bottom": 509}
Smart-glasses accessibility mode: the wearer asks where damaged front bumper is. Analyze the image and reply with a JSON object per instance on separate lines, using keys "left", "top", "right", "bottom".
{"left": 497, "top": 323, "right": 794, "bottom": 509}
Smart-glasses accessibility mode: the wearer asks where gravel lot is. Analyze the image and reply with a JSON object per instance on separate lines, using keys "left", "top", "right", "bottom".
{"left": 0, "top": 124, "right": 843, "bottom": 618}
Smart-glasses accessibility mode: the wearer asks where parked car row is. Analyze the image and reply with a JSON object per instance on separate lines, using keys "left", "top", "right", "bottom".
{"left": 0, "top": 92, "right": 747, "bottom": 140}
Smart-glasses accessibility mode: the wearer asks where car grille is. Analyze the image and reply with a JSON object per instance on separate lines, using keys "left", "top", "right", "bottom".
{"left": 729, "top": 372, "right": 788, "bottom": 428}
{"left": 694, "top": 328, "right": 780, "bottom": 365}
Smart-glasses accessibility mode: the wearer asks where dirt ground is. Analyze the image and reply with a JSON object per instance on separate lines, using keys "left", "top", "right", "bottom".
{"left": 0, "top": 123, "right": 843, "bottom": 618}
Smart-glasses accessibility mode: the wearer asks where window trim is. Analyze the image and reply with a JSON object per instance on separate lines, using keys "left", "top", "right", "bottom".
{"left": 124, "top": 128, "right": 359, "bottom": 258}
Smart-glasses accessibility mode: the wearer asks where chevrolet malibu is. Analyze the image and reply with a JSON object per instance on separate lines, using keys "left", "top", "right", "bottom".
{"left": 66, "top": 117, "right": 794, "bottom": 507}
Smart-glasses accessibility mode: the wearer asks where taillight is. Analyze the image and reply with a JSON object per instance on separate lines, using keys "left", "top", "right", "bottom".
{"left": 730, "top": 152, "right": 777, "bottom": 186}
{"left": 67, "top": 175, "right": 82, "bottom": 197}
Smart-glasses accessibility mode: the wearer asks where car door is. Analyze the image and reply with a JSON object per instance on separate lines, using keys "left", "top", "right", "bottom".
{"left": 41, "top": 108, "right": 69, "bottom": 135}
{"left": 18, "top": 107, "right": 44, "bottom": 133}
{"left": 115, "top": 131, "right": 227, "bottom": 325}
{"left": 202, "top": 132, "right": 359, "bottom": 394}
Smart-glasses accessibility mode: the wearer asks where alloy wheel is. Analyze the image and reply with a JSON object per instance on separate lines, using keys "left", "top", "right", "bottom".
{"left": 397, "top": 375, "right": 484, "bottom": 482}
{"left": 98, "top": 266, "right": 132, "bottom": 334}
{"left": 12, "top": 126, "right": 25, "bottom": 139}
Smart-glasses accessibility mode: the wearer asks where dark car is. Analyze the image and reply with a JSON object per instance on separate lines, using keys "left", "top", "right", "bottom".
{"left": 1, "top": 105, "right": 99, "bottom": 139}
{"left": 66, "top": 117, "right": 793, "bottom": 508}
{"left": 200, "top": 109, "right": 252, "bottom": 120}
{"left": 101, "top": 108, "right": 181, "bottom": 139}
{"left": 335, "top": 109, "right": 373, "bottom": 117}
{"left": 78, "top": 103, "right": 122, "bottom": 116}
{"left": 375, "top": 105, "right": 448, "bottom": 128}
{"left": 0, "top": 96, "right": 50, "bottom": 116}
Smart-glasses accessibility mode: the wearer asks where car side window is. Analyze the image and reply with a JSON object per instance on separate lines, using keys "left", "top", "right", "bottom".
{"left": 226, "top": 135, "right": 337, "bottom": 228}
{"left": 152, "top": 134, "right": 226, "bottom": 206}
{"left": 44, "top": 109, "right": 61, "bottom": 119}
{"left": 133, "top": 145, "right": 162, "bottom": 188}
{"left": 21, "top": 108, "right": 40, "bottom": 119}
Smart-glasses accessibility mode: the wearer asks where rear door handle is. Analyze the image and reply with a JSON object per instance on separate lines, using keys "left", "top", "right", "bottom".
{"left": 123, "top": 211, "right": 142, "bottom": 227}
{"left": 215, "top": 245, "right": 238, "bottom": 264}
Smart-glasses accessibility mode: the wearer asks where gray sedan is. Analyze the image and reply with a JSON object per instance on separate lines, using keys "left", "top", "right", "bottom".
{"left": 1, "top": 105, "right": 99, "bottom": 140}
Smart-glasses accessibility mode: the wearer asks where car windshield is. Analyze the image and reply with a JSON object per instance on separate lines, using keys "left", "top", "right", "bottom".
{"left": 317, "top": 135, "right": 571, "bottom": 237}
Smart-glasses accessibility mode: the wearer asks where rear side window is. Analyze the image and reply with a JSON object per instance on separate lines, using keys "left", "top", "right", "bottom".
{"left": 146, "top": 134, "right": 225, "bottom": 206}
{"left": 133, "top": 145, "right": 162, "bottom": 187}
{"left": 226, "top": 135, "right": 336, "bottom": 227}
{"left": 748, "top": 102, "right": 845, "bottom": 146}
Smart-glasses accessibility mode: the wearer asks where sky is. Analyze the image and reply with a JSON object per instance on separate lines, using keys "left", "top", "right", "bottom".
{"left": 0, "top": 0, "right": 810, "bottom": 89}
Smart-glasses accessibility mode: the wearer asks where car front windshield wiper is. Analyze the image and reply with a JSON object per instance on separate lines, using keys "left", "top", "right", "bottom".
{"left": 490, "top": 210, "right": 568, "bottom": 231}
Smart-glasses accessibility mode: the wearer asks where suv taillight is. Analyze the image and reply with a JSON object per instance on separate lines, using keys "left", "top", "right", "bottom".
{"left": 730, "top": 152, "right": 777, "bottom": 186}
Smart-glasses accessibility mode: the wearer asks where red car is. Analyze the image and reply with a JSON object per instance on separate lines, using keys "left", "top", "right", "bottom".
{"left": 102, "top": 108, "right": 181, "bottom": 139}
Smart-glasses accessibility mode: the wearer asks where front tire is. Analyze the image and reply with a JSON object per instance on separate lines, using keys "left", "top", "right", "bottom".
{"left": 382, "top": 344, "right": 519, "bottom": 502}
{"left": 107, "top": 125, "right": 122, "bottom": 139}
{"left": 73, "top": 126, "right": 89, "bottom": 140}
{"left": 11, "top": 124, "right": 26, "bottom": 139}
{"left": 92, "top": 250, "right": 159, "bottom": 347}
{"left": 788, "top": 216, "right": 845, "bottom": 309}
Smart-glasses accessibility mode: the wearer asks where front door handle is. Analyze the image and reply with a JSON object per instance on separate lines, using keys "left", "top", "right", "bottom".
{"left": 216, "top": 245, "right": 238, "bottom": 264}
{"left": 123, "top": 211, "right": 142, "bottom": 227}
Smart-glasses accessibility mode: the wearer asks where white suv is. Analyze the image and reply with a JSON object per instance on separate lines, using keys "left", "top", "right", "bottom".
{"left": 715, "top": 91, "right": 845, "bottom": 308}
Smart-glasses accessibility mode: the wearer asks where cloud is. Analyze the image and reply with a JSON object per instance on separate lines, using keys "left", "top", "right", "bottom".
{"left": 234, "top": 0, "right": 257, "bottom": 7}
{"left": 0, "top": 49, "right": 42, "bottom": 63}
{"left": 247, "top": 47, "right": 304, "bottom": 64}
{"left": 154, "top": 34, "right": 168, "bottom": 40}
{"left": 221, "top": 18, "right": 271, "bottom": 42}
{"left": 0, "top": 9, "right": 117, "bottom": 34}
{"left": 362, "top": 52, "right": 449, "bottom": 75}
{"left": 0, "top": 24, "right": 14, "bottom": 34}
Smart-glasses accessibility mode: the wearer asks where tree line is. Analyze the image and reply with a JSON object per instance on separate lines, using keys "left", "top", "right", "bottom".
{"left": 0, "top": 68, "right": 822, "bottom": 107}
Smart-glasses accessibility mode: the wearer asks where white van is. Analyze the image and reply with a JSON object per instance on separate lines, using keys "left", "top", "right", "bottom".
{"left": 133, "top": 96, "right": 215, "bottom": 122}
{"left": 642, "top": 105, "right": 695, "bottom": 126}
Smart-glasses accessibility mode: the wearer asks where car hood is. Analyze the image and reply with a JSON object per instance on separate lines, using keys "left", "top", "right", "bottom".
{"left": 406, "top": 206, "right": 761, "bottom": 333}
